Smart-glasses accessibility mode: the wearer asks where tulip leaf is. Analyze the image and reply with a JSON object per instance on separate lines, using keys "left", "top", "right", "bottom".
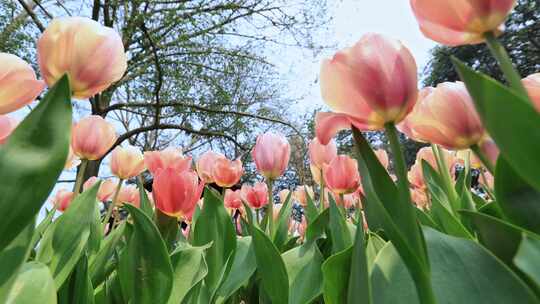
{"left": 414, "top": 208, "right": 438, "bottom": 230}
{"left": 5, "top": 262, "right": 57, "bottom": 304}
{"left": 87, "top": 206, "right": 103, "bottom": 257}
{"left": 328, "top": 194, "right": 353, "bottom": 253}
{"left": 273, "top": 191, "right": 294, "bottom": 251}
{"left": 371, "top": 227, "right": 539, "bottom": 304}
{"left": 156, "top": 209, "right": 180, "bottom": 251}
{"left": 193, "top": 188, "right": 237, "bottom": 294}
{"left": 304, "top": 208, "right": 329, "bottom": 247}
{"left": 514, "top": 235, "right": 540, "bottom": 286}
{"left": 0, "top": 75, "right": 72, "bottom": 251}
{"left": 89, "top": 223, "right": 126, "bottom": 288}
{"left": 304, "top": 187, "right": 319, "bottom": 223}
{"left": 30, "top": 208, "right": 56, "bottom": 250}
{"left": 347, "top": 216, "right": 372, "bottom": 304}
{"left": 136, "top": 178, "right": 154, "bottom": 218}
{"left": 282, "top": 243, "right": 324, "bottom": 304}
{"left": 495, "top": 157, "right": 540, "bottom": 234}
{"left": 167, "top": 245, "right": 209, "bottom": 304}
{"left": 59, "top": 253, "right": 94, "bottom": 304}
{"left": 322, "top": 247, "right": 352, "bottom": 304}
{"left": 366, "top": 232, "right": 386, "bottom": 272}
{"left": 454, "top": 59, "right": 540, "bottom": 192}
{"left": 36, "top": 182, "right": 99, "bottom": 289}
{"left": 251, "top": 225, "right": 289, "bottom": 304}
{"left": 119, "top": 204, "right": 174, "bottom": 304}
{"left": 215, "top": 237, "right": 256, "bottom": 304}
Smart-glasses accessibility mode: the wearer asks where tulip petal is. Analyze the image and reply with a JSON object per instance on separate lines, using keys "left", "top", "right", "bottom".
{"left": 315, "top": 112, "right": 352, "bottom": 145}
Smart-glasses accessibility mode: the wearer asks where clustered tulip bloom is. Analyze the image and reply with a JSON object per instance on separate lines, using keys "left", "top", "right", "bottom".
{"left": 224, "top": 189, "right": 243, "bottom": 210}
{"left": 144, "top": 147, "right": 192, "bottom": 175}
{"left": 211, "top": 158, "right": 243, "bottom": 188}
{"left": 316, "top": 33, "right": 418, "bottom": 144}
{"left": 522, "top": 73, "right": 540, "bottom": 112}
{"left": 0, "top": 115, "right": 17, "bottom": 145}
{"left": 196, "top": 150, "right": 225, "bottom": 183}
{"left": 252, "top": 132, "right": 290, "bottom": 180}
{"left": 0, "top": 53, "right": 45, "bottom": 114}
{"left": 71, "top": 115, "right": 117, "bottom": 160}
{"left": 323, "top": 155, "right": 361, "bottom": 194}
{"left": 410, "top": 0, "right": 516, "bottom": 46}
{"left": 116, "top": 185, "right": 141, "bottom": 207}
{"left": 53, "top": 189, "right": 75, "bottom": 212}
{"left": 110, "top": 145, "right": 146, "bottom": 179}
{"left": 308, "top": 138, "right": 337, "bottom": 169}
{"left": 83, "top": 177, "right": 117, "bottom": 202}
{"left": 37, "top": 17, "right": 127, "bottom": 99}
{"left": 152, "top": 168, "right": 204, "bottom": 219}
{"left": 400, "top": 82, "right": 486, "bottom": 150}
{"left": 241, "top": 182, "right": 268, "bottom": 209}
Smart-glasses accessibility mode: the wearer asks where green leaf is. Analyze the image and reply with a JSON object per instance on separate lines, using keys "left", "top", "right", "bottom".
{"left": 322, "top": 247, "right": 352, "bottom": 304}
{"left": 282, "top": 244, "right": 324, "bottom": 304}
{"left": 137, "top": 178, "right": 154, "bottom": 219}
{"left": 495, "top": 157, "right": 540, "bottom": 234}
{"left": 118, "top": 204, "right": 173, "bottom": 304}
{"left": 514, "top": 235, "right": 540, "bottom": 286}
{"left": 167, "top": 245, "right": 210, "bottom": 304}
{"left": 156, "top": 209, "right": 180, "bottom": 251}
{"left": 328, "top": 195, "right": 353, "bottom": 254}
{"left": 304, "top": 208, "right": 329, "bottom": 247}
{"left": 273, "top": 191, "right": 294, "bottom": 251}
{"left": 63, "top": 254, "right": 95, "bottom": 304}
{"left": 347, "top": 217, "right": 372, "bottom": 304}
{"left": 89, "top": 223, "right": 126, "bottom": 287}
{"left": 192, "top": 188, "right": 237, "bottom": 293}
{"left": 371, "top": 227, "right": 539, "bottom": 304}
{"left": 304, "top": 186, "right": 319, "bottom": 223}
{"left": 5, "top": 262, "right": 57, "bottom": 304}
{"left": 215, "top": 237, "right": 256, "bottom": 304}
{"left": 30, "top": 208, "right": 56, "bottom": 250}
{"left": 366, "top": 232, "right": 386, "bottom": 272}
{"left": 0, "top": 75, "right": 72, "bottom": 251}
{"left": 88, "top": 205, "right": 103, "bottom": 257}
{"left": 36, "top": 181, "right": 99, "bottom": 289}
{"left": 251, "top": 225, "right": 289, "bottom": 304}
{"left": 414, "top": 208, "right": 438, "bottom": 230}
{"left": 454, "top": 59, "right": 540, "bottom": 191}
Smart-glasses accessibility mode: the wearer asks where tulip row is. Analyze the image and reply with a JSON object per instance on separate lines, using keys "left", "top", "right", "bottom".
{"left": 1, "top": 1, "right": 540, "bottom": 304}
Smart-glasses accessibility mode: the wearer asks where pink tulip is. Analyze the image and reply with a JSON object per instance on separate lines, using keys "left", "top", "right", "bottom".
{"left": 224, "top": 189, "right": 243, "bottom": 210}
{"left": 110, "top": 145, "right": 146, "bottom": 179}
{"left": 196, "top": 150, "right": 226, "bottom": 183}
{"left": 411, "top": 188, "right": 429, "bottom": 210}
{"left": 0, "top": 115, "right": 17, "bottom": 145}
{"left": 83, "top": 177, "right": 117, "bottom": 202}
{"left": 252, "top": 132, "right": 290, "bottom": 179}
{"left": 116, "top": 184, "right": 140, "bottom": 208}
{"left": 37, "top": 17, "right": 127, "bottom": 99}
{"left": 211, "top": 158, "right": 243, "bottom": 188}
{"left": 408, "top": 147, "right": 456, "bottom": 189}
{"left": 399, "top": 82, "right": 486, "bottom": 149}
{"left": 410, "top": 0, "right": 516, "bottom": 46}
{"left": 71, "top": 115, "right": 117, "bottom": 160}
{"left": 293, "top": 185, "right": 314, "bottom": 207}
{"left": 53, "top": 189, "right": 74, "bottom": 212}
{"left": 324, "top": 155, "right": 361, "bottom": 194}
{"left": 241, "top": 182, "right": 268, "bottom": 209}
{"left": 374, "top": 149, "right": 389, "bottom": 170}
{"left": 479, "top": 137, "right": 500, "bottom": 166}
{"left": 316, "top": 33, "right": 418, "bottom": 144}
{"left": 308, "top": 138, "right": 337, "bottom": 169}
{"left": 152, "top": 168, "right": 204, "bottom": 219}
{"left": 310, "top": 164, "right": 323, "bottom": 185}
{"left": 522, "top": 73, "right": 540, "bottom": 112}
{"left": 330, "top": 191, "right": 358, "bottom": 209}
{"left": 144, "top": 147, "right": 192, "bottom": 176}
{"left": 0, "top": 53, "right": 45, "bottom": 114}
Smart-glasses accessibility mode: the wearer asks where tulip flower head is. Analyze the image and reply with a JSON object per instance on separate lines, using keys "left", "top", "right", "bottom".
{"left": 53, "top": 189, "right": 75, "bottom": 212}
{"left": 37, "top": 17, "right": 127, "bottom": 99}
{"left": 0, "top": 53, "right": 45, "bottom": 114}
{"left": 294, "top": 185, "right": 314, "bottom": 207}
{"left": 308, "top": 138, "right": 337, "bottom": 169}
{"left": 522, "top": 73, "right": 540, "bottom": 112}
{"left": 196, "top": 150, "right": 226, "bottom": 183}
{"left": 0, "top": 115, "right": 17, "bottom": 145}
{"left": 71, "top": 115, "right": 117, "bottom": 160}
{"left": 410, "top": 0, "right": 516, "bottom": 46}
{"left": 83, "top": 177, "right": 117, "bottom": 202}
{"left": 252, "top": 132, "right": 290, "bottom": 180}
{"left": 241, "top": 182, "right": 268, "bottom": 209}
{"left": 316, "top": 33, "right": 418, "bottom": 144}
{"left": 152, "top": 168, "right": 204, "bottom": 219}
{"left": 324, "top": 155, "right": 361, "bottom": 194}
{"left": 144, "top": 147, "right": 191, "bottom": 176}
{"left": 224, "top": 189, "right": 243, "bottom": 210}
{"left": 211, "top": 158, "right": 243, "bottom": 188}
{"left": 110, "top": 145, "right": 146, "bottom": 179}
{"left": 116, "top": 184, "right": 140, "bottom": 208}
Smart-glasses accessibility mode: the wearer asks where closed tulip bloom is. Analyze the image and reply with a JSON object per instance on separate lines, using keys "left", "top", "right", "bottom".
{"left": 196, "top": 150, "right": 226, "bottom": 183}
{"left": 224, "top": 189, "right": 243, "bottom": 210}
{"left": 294, "top": 185, "right": 314, "bottom": 207}
{"left": 252, "top": 132, "right": 290, "bottom": 179}
{"left": 241, "top": 182, "right": 268, "bottom": 209}
{"left": 53, "top": 189, "right": 75, "bottom": 212}
{"left": 152, "top": 168, "right": 204, "bottom": 219}
{"left": 522, "top": 73, "right": 540, "bottom": 112}
{"left": 144, "top": 147, "right": 192, "bottom": 176}
{"left": 110, "top": 145, "right": 145, "bottom": 179}
{"left": 410, "top": 0, "right": 516, "bottom": 46}
{"left": 408, "top": 147, "right": 456, "bottom": 189}
{"left": 0, "top": 53, "right": 45, "bottom": 114}
{"left": 71, "top": 115, "right": 117, "bottom": 160}
{"left": 316, "top": 33, "right": 418, "bottom": 144}
{"left": 83, "top": 177, "right": 117, "bottom": 202}
{"left": 374, "top": 149, "right": 390, "bottom": 170}
{"left": 0, "top": 115, "right": 17, "bottom": 145}
{"left": 324, "top": 155, "right": 361, "bottom": 194}
{"left": 211, "top": 158, "right": 243, "bottom": 188}
{"left": 308, "top": 138, "right": 337, "bottom": 169}
{"left": 37, "top": 17, "right": 127, "bottom": 99}
{"left": 117, "top": 184, "right": 140, "bottom": 208}
{"left": 399, "top": 82, "right": 485, "bottom": 149}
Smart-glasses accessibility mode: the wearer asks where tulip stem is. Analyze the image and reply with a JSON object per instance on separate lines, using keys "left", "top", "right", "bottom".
{"left": 484, "top": 31, "right": 529, "bottom": 100}
{"left": 73, "top": 159, "right": 88, "bottom": 195}
{"left": 471, "top": 144, "right": 495, "bottom": 174}
{"left": 384, "top": 123, "right": 412, "bottom": 204}
{"left": 103, "top": 179, "right": 123, "bottom": 229}
{"left": 266, "top": 178, "right": 274, "bottom": 237}
{"left": 319, "top": 168, "right": 326, "bottom": 212}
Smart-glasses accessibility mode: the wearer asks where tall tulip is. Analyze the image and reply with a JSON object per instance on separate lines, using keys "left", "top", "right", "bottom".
{"left": 323, "top": 155, "right": 361, "bottom": 194}
{"left": 110, "top": 145, "right": 146, "bottom": 179}
{"left": 316, "top": 33, "right": 418, "bottom": 144}
{"left": 522, "top": 73, "right": 540, "bottom": 112}
{"left": 37, "top": 17, "right": 127, "bottom": 99}
{"left": 53, "top": 189, "right": 74, "bottom": 212}
{"left": 211, "top": 158, "right": 243, "bottom": 188}
{"left": 0, "top": 115, "right": 17, "bottom": 145}
{"left": 252, "top": 132, "right": 290, "bottom": 180}
{"left": 224, "top": 189, "right": 243, "bottom": 210}
{"left": 117, "top": 185, "right": 141, "bottom": 208}
{"left": 144, "top": 147, "right": 191, "bottom": 175}
{"left": 308, "top": 138, "right": 337, "bottom": 169}
{"left": 152, "top": 168, "right": 204, "bottom": 219}
{"left": 0, "top": 53, "right": 45, "bottom": 114}
{"left": 410, "top": 0, "right": 516, "bottom": 46}
{"left": 241, "top": 182, "right": 268, "bottom": 209}
{"left": 196, "top": 150, "right": 225, "bottom": 183}
{"left": 71, "top": 115, "right": 117, "bottom": 160}
{"left": 83, "top": 177, "right": 117, "bottom": 202}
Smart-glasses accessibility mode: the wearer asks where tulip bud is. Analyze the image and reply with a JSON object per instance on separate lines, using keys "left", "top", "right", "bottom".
{"left": 211, "top": 158, "right": 243, "bottom": 188}
{"left": 241, "top": 182, "right": 268, "bottom": 209}
{"left": 53, "top": 189, "right": 74, "bottom": 212}
{"left": 293, "top": 185, "right": 314, "bottom": 207}
{"left": 399, "top": 82, "right": 486, "bottom": 149}
{"left": 224, "top": 189, "right": 243, "bottom": 210}
{"left": 324, "top": 155, "right": 361, "bottom": 194}
{"left": 83, "top": 177, "right": 117, "bottom": 202}
{"left": 110, "top": 145, "right": 145, "bottom": 179}
{"left": 308, "top": 138, "right": 337, "bottom": 169}
{"left": 37, "top": 17, "right": 127, "bottom": 99}
{"left": 152, "top": 168, "right": 204, "bottom": 219}
{"left": 117, "top": 184, "right": 140, "bottom": 208}
{"left": 0, "top": 53, "right": 45, "bottom": 114}
{"left": 522, "top": 73, "right": 540, "bottom": 112}
{"left": 71, "top": 115, "right": 117, "bottom": 160}
{"left": 0, "top": 115, "right": 17, "bottom": 145}
{"left": 410, "top": 0, "right": 516, "bottom": 46}
{"left": 144, "top": 147, "right": 191, "bottom": 175}
{"left": 252, "top": 132, "right": 290, "bottom": 179}
{"left": 316, "top": 33, "right": 418, "bottom": 144}
{"left": 195, "top": 150, "right": 225, "bottom": 183}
